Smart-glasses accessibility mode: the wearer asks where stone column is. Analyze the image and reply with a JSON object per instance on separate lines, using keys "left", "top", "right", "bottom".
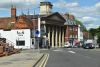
{"left": 55, "top": 26, "right": 58, "bottom": 47}
{"left": 62, "top": 27, "right": 64, "bottom": 47}
{"left": 59, "top": 27, "right": 61, "bottom": 47}
{"left": 48, "top": 26, "right": 50, "bottom": 46}
{"left": 52, "top": 26, "right": 54, "bottom": 47}
{"left": 44, "top": 25, "right": 46, "bottom": 47}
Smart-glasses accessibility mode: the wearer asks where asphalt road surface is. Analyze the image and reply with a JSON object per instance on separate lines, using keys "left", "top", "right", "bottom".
{"left": 42, "top": 48, "right": 100, "bottom": 67}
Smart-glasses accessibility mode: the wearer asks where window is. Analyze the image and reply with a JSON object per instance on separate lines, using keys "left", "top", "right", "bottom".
{"left": 75, "top": 35, "right": 78, "bottom": 38}
{"left": 70, "top": 35, "right": 72, "bottom": 38}
{"left": 16, "top": 40, "right": 25, "bottom": 46}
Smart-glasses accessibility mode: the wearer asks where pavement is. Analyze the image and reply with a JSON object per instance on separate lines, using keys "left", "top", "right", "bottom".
{"left": 0, "top": 49, "right": 45, "bottom": 67}
{"left": 91, "top": 48, "right": 100, "bottom": 51}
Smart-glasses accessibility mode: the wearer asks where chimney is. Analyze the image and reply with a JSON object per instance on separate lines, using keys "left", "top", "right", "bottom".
{"left": 69, "top": 15, "right": 75, "bottom": 20}
{"left": 64, "top": 13, "right": 69, "bottom": 19}
{"left": 11, "top": 5, "right": 16, "bottom": 22}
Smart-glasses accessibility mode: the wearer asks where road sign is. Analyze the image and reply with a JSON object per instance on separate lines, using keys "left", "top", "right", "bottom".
{"left": 35, "top": 29, "right": 40, "bottom": 37}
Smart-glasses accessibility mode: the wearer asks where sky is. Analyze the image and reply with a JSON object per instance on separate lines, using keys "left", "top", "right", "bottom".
{"left": 0, "top": 0, "right": 100, "bottom": 30}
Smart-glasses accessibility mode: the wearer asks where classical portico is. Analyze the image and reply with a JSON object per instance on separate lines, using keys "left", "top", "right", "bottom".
{"left": 41, "top": 12, "right": 66, "bottom": 48}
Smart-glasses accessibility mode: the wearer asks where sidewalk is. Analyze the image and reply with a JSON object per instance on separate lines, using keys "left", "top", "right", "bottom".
{"left": 90, "top": 48, "right": 100, "bottom": 52}
{"left": 0, "top": 49, "right": 44, "bottom": 67}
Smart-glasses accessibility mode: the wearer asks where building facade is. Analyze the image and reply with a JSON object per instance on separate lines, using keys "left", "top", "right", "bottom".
{"left": 64, "top": 14, "right": 78, "bottom": 46}
{"left": 40, "top": 12, "right": 66, "bottom": 48}
{"left": 0, "top": 6, "right": 34, "bottom": 49}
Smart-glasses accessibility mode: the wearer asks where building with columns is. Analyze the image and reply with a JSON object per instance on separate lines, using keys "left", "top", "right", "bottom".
{"left": 40, "top": 12, "right": 66, "bottom": 48}
{"left": 31, "top": 1, "right": 66, "bottom": 48}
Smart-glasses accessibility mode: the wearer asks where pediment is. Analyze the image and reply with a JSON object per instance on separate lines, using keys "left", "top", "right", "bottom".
{"left": 46, "top": 12, "right": 66, "bottom": 23}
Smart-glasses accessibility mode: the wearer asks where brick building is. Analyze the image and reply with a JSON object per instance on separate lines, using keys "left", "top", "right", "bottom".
{"left": 64, "top": 14, "right": 78, "bottom": 46}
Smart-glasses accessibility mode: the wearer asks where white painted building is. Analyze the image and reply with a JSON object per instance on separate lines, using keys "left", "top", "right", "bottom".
{"left": 0, "top": 29, "right": 33, "bottom": 49}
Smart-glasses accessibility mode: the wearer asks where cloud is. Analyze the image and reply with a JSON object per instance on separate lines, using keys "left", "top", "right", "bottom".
{"left": 81, "top": 16, "right": 97, "bottom": 22}
{"left": 0, "top": 0, "right": 40, "bottom": 9}
{"left": 61, "top": 1, "right": 100, "bottom": 29}
{"left": 95, "top": 2, "right": 100, "bottom": 7}
{"left": 86, "top": 24, "right": 99, "bottom": 30}
{"left": 54, "top": 0, "right": 79, "bottom": 8}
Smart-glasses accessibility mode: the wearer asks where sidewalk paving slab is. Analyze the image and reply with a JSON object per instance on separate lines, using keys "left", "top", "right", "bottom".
{"left": 0, "top": 49, "right": 44, "bottom": 67}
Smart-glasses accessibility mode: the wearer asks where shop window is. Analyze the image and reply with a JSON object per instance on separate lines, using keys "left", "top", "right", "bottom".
{"left": 16, "top": 40, "right": 25, "bottom": 46}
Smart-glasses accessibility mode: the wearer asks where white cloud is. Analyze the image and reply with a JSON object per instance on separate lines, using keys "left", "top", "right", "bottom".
{"left": 86, "top": 24, "right": 99, "bottom": 30}
{"left": 54, "top": 0, "right": 79, "bottom": 8}
{"left": 0, "top": 0, "right": 40, "bottom": 9}
{"left": 81, "top": 16, "right": 97, "bottom": 22}
{"left": 95, "top": 2, "right": 100, "bottom": 7}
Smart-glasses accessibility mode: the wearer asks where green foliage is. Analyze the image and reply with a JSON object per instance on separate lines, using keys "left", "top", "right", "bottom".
{"left": 75, "top": 19, "right": 83, "bottom": 27}
{"left": 75, "top": 19, "right": 87, "bottom": 32}
{"left": 89, "top": 26, "right": 100, "bottom": 43}
{"left": 97, "top": 26, "right": 100, "bottom": 43}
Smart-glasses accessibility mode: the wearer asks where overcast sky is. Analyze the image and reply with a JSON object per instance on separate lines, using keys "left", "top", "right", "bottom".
{"left": 0, "top": 0, "right": 100, "bottom": 29}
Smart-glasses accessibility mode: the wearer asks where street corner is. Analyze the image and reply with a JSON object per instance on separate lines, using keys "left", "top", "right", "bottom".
{"left": 33, "top": 53, "right": 49, "bottom": 67}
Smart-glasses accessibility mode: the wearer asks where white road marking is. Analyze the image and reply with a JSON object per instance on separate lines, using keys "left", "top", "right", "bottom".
{"left": 53, "top": 49, "right": 62, "bottom": 52}
{"left": 68, "top": 51, "right": 76, "bottom": 54}
{"left": 68, "top": 48, "right": 71, "bottom": 50}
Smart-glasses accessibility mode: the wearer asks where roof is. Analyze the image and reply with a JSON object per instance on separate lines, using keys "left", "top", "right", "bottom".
{"left": 64, "top": 19, "right": 77, "bottom": 25}
{"left": 40, "top": 1, "right": 53, "bottom": 6}
{"left": 0, "top": 17, "right": 12, "bottom": 29}
{"left": 0, "top": 15, "right": 33, "bottom": 29}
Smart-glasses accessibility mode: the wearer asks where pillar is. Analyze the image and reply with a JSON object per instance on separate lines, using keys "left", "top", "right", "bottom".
{"left": 55, "top": 26, "right": 58, "bottom": 47}
{"left": 59, "top": 27, "right": 61, "bottom": 47}
{"left": 62, "top": 27, "right": 64, "bottom": 47}
{"left": 52, "top": 26, "right": 54, "bottom": 47}
{"left": 44, "top": 25, "right": 46, "bottom": 47}
{"left": 48, "top": 26, "right": 50, "bottom": 46}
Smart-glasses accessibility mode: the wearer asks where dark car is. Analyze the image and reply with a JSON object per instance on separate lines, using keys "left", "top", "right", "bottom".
{"left": 82, "top": 43, "right": 95, "bottom": 49}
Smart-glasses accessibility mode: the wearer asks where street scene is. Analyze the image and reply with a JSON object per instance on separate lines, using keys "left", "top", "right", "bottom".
{"left": 0, "top": 0, "right": 100, "bottom": 67}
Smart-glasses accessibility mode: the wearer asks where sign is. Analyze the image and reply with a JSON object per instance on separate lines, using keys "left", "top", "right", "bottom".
{"left": 35, "top": 29, "right": 40, "bottom": 37}
{"left": 17, "top": 31, "right": 24, "bottom": 36}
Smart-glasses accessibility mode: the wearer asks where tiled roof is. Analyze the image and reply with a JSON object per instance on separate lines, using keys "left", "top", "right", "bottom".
{"left": 0, "top": 15, "right": 33, "bottom": 29}
{"left": 0, "top": 17, "right": 12, "bottom": 29}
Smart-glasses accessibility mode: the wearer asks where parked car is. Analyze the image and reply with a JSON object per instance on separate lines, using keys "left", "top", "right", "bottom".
{"left": 82, "top": 43, "right": 95, "bottom": 49}
{"left": 64, "top": 42, "right": 71, "bottom": 48}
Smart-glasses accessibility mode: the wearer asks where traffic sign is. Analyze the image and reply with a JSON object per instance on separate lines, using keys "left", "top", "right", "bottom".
{"left": 35, "top": 29, "right": 40, "bottom": 37}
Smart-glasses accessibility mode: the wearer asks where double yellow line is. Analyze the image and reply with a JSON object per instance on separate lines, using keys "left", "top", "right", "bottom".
{"left": 35, "top": 54, "right": 49, "bottom": 67}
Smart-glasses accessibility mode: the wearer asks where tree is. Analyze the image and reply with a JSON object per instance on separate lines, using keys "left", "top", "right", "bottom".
{"left": 97, "top": 26, "right": 100, "bottom": 47}
{"left": 89, "top": 28, "right": 97, "bottom": 39}
{"left": 89, "top": 27, "right": 100, "bottom": 47}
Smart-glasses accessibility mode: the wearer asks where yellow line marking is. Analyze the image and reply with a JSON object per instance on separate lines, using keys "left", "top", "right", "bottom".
{"left": 39, "top": 54, "right": 49, "bottom": 67}
{"left": 43, "top": 54, "right": 49, "bottom": 67}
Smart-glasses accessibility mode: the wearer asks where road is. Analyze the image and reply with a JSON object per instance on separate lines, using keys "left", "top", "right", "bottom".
{"left": 41, "top": 48, "right": 100, "bottom": 67}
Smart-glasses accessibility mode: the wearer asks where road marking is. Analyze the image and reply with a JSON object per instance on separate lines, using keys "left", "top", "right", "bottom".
{"left": 38, "top": 54, "right": 49, "bottom": 67}
{"left": 68, "top": 48, "right": 71, "bottom": 50}
{"left": 43, "top": 54, "right": 49, "bottom": 67}
{"left": 68, "top": 51, "right": 76, "bottom": 54}
{"left": 53, "top": 49, "right": 62, "bottom": 52}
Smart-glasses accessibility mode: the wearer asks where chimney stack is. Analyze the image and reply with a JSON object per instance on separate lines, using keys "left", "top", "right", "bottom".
{"left": 69, "top": 15, "right": 75, "bottom": 20}
{"left": 11, "top": 5, "right": 16, "bottom": 22}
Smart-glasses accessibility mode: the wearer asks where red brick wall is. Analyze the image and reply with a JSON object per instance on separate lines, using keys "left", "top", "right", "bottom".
{"left": 65, "top": 25, "right": 78, "bottom": 42}
{"left": 11, "top": 7, "right": 16, "bottom": 22}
